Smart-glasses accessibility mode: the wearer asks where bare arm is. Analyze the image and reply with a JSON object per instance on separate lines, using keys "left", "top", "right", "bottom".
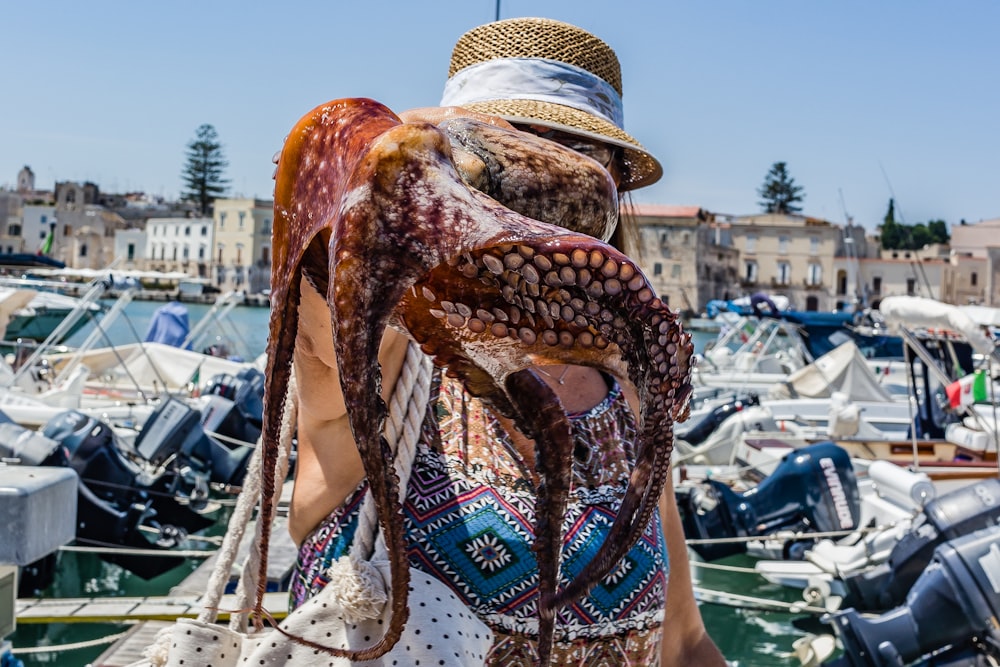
{"left": 659, "top": 476, "right": 726, "bottom": 666}
{"left": 288, "top": 277, "right": 410, "bottom": 544}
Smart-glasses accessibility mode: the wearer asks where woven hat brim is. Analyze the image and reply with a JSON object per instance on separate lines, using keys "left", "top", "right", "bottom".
{"left": 459, "top": 99, "right": 663, "bottom": 192}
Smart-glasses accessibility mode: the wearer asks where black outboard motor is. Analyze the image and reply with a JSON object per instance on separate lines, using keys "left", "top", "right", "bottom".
{"left": 134, "top": 397, "right": 254, "bottom": 489}
{"left": 677, "top": 442, "right": 860, "bottom": 561}
{"left": 676, "top": 392, "right": 760, "bottom": 446}
{"left": 825, "top": 525, "right": 1000, "bottom": 667}
{"left": 41, "top": 410, "right": 207, "bottom": 579}
{"left": 842, "top": 477, "right": 1000, "bottom": 611}
{"left": 203, "top": 367, "right": 265, "bottom": 432}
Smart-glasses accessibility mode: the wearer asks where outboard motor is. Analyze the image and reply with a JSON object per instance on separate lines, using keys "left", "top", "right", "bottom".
{"left": 134, "top": 397, "right": 253, "bottom": 489}
{"left": 825, "top": 525, "right": 1000, "bottom": 667}
{"left": 841, "top": 477, "right": 1000, "bottom": 611}
{"left": 678, "top": 442, "right": 860, "bottom": 561}
{"left": 201, "top": 366, "right": 265, "bottom": 446}
{"left": 41, "top": 410, "right": 208, "bottom": 579}
{"left": 676, "top": 392, "right": 760, "bottom": 446}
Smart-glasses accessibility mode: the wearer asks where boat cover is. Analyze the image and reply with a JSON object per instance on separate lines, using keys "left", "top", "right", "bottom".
{"left": 879, "top": 296, "right": 995, "bottom": 356}
{"left": 768, "top": 339, "right": 894, "bottom": 402}
{"left": 144, "top": 301, "right": 193, "bottom": 349}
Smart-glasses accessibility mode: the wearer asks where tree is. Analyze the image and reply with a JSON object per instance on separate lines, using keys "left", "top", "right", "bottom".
{"left": 181, "top": 124, "right": 229, "bottom": 215}
{"left": 757, "top": 161, "right": 805, "bottom": 214}
{"left": 879, "top": 199, "right": 950, "bottom": 250}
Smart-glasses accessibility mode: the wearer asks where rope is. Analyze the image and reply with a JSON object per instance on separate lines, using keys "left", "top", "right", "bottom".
{"left": 59, "top": 545, "right": 214, "bottom": 559}
{"left": 689, "top": 560, "right": 762, "bottom": 575}
{"left": 352, "top": 342, "right": 434, "bottom": 561}
{"left": 10, "top": 630, "right": 129, "bottom": 655}
{"left": 229, "top": 370, "right": 296, "bottom": 633}
{"left": 693, "top": 586, "right": 829, "bottom": 615}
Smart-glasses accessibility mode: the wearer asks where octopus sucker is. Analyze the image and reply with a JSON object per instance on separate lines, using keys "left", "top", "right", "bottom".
{"left": 267, "top": 98, "right": 692, "bottom": 664}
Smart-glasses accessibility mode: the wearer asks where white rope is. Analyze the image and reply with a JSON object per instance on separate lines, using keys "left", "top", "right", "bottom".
{"left": 229, "top": 370, "right": 296, "bottom": 632}
{"left": 688, "top": 560, "right": 763, "bottom": 575}
{"left": 10, "top": 630, "right": 129, "bottom": 655}
{"left": 693, "top": 586, "right": 829, "bottom": 615}
{"left": 351, "top": 342, "right": 434, "bottom": 561}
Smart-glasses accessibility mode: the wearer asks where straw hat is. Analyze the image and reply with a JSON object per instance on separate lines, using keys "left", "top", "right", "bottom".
{"left": 440, "top": 17, "right": 662, "bottom": 192}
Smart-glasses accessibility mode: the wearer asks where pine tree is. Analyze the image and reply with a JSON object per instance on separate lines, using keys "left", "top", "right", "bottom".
{"left": 757, "top": 162, "right": 805, "bottom": 214}
{"left": 181, "top": 124, "right": 229, "bottom": 215}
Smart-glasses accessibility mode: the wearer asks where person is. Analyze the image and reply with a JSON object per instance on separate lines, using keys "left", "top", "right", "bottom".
{"left": 287, "top": 17, "right": 725, "bottom": 666}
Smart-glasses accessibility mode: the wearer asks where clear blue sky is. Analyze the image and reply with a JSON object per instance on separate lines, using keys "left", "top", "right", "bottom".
{"left": 2, "top": 1, "right": 997, "bottom": 230}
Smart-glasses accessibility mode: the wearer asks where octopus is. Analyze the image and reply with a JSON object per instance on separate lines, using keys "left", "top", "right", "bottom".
{"left": 258, "top": 97, "right": 694, "bottom": 665}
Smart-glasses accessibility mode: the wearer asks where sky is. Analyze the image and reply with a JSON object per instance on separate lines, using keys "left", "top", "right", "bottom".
{"left": 1, "top": 1, "right": 997, "bottom": 231}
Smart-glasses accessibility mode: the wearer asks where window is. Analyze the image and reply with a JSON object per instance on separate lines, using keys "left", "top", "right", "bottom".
{"left": 653, "top": 262, "right": 662, "bottom": 276}
{"left": 778, "top": 236, "right": 789, "bottom": 254}
{"left": 201, "top": 225, "right": 208, "bottom": 236}
{"left": 260, "top": 246, "right": 270, "bottom": 264}
{"left": 184, "top": 226, "right": 191, "bottom": 236}
{"left": 872, "top": 276, "right": 882, "bottom": 294}
{"left": 235, "top": 242, "right": 244, "bottom": 264}
{"left": 39, "top": 231, "right": 46, "bottom": 239}
{"left": 63, "top": 224, "right": 72, "bottom": 236}
{"left": 80, "top": 243, "right": 88, "bottom": 257}
{"left": 906, "top": 278, "right": 916, "bottom": 296}
{"left": 219, "top": 212, "right": 227, "bottom": 229}
{"left": 262, "top": 219, "right": 271, "bottom": 235}
{"left": 183, "top": 246, "right": 189, "bottom": 260}
{"left": 777, "top": 261, "right": 791, "bottom": 285}
{"left": 41, "top": 215, "right": 47, "bottom": 223}
{"left": 217, "top": 244, "right": 224, "bottom": 263}
{"left": 238, "top": 212, "right": 246, "bottom": 230}
{"left": 172, "top": 246, "right": 178, "bottom": 261}
{"left": 810, "top": 236, "right": 819, "bottom": 255}
{"left": 127, "top": 243, "right": 135, "bottom": 261}
{"left": 199, "top": 245, "right": 206, "bottom": 260}
{"left": 744, "top": 260, "right": 758, "bottom": 282}
{"left": 746, "top": 234, "right": 757, "bottom": 254}
{"left": 972, "top": 272, "right": 978, "bottom": 287}
{"left": 807, "top": 263, "right": 822, "bottom": 285}
{"left": 8, "top": 224, "right": 20, "bottom": 236}
{"left": 671, "top": 264, "right": 682, "bottom": 278}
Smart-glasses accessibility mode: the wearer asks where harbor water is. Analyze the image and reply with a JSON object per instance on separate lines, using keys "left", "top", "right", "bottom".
{"left": 10, "top": 303, "right": 813, "bottom": 666}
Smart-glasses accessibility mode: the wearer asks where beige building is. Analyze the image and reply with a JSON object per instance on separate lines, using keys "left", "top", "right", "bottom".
{"left": 723, "top": 213, "right": 842, "bottom": 311}
{"left": 629, "top": 204, "right": 739, "bottom": 314}
{"left": 948, "top": 218, "right": 1000, "bottom": 305}
{"left": 212, "top": 198, "right": 273, "bottom": 294}
{"left": 856, "top": 244, "right": 987, "bottom": 306}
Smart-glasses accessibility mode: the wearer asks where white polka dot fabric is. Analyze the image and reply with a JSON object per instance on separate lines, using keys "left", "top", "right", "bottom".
{"left": 149, "top": 562, "right": 492, "bottom": 667}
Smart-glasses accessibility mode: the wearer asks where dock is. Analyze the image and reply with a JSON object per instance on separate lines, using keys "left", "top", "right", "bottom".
{"left": 15, "top": 591, "right": 289, "bottom": 625}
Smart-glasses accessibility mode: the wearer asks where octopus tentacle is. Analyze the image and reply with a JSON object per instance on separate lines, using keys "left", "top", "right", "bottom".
{"left": 267, "top": 98, "right": 693, "bottom": 663}
{"left": 505, "top": 369, "right": 575, "bottom": 666}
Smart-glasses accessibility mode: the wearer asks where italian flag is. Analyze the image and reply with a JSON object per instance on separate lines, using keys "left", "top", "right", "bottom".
{"left": 946, "top": 370, "right": 989, "bottom": 408}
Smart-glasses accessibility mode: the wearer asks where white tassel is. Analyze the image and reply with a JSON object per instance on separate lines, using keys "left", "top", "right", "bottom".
{"left": 325, "top": 555, "right": 388, "bottom": 622}
{"left": 142, "top": 624, "right": 174, "bottom": 666}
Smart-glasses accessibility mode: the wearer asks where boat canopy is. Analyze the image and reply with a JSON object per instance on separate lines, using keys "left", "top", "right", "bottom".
{"left": 879, "top": 296, "right": 995, "bottom": 357}
{"left": 768, "top": 339, "right": 894, "bottom": 402}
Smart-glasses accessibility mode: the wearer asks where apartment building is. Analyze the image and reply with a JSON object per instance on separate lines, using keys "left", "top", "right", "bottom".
{"left": 145, "top": 217, "right": 213, "bottom": 277}
{"left": 723, "top": 213, "right": 842, "bottom": 311}
{"left": 212, "top": 198, "right": 273, "bottom": 294}
{"left": 630, "top": 204, "right": 740, "bottom": 314}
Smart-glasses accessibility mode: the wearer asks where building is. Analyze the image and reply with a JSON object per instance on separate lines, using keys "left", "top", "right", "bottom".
{"left": 115, "top": 229, "right": 148, "bottom": 270}
{"left": 855, "top": 244, "right": 987, "bottom": 306}
{"left": 212, "top": 198, "right": 273, "bottom": 294}
{"left": 145, "top": 217, "right": 213, "bottom": 277}
{"left": 630, "top": 204, "right": 739, "bottom": 313}
{"left": 724, "top": 213, "right": 842, "bottom": 311}
{"left": 949, "top": 218, "right": 1000, "bottom": 305}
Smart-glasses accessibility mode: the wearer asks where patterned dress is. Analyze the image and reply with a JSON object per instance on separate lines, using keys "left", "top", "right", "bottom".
{"left": 291, "top": 372, "right": 668, "bottom": 665}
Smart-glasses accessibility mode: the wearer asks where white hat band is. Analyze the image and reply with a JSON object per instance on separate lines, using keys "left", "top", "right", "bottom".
{"left": 440, "top": 57, "right": 625, "bottom": 128}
